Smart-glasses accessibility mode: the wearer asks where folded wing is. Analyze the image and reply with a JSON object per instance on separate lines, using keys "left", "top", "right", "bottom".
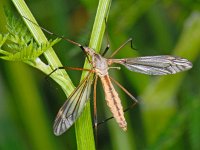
{"left": 112, "top": 55, "right": 192, "bottom": 75}
{"left": 53, "top": 73, "right": 93, "bottom": 136}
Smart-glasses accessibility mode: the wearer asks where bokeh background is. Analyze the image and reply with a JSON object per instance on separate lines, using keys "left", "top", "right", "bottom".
{"left": 0, "top": 0, "right": 200, "bottom": 150}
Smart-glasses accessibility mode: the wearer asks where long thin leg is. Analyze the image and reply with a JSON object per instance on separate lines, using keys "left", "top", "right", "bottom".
{"left": 101, "top": 18, "right": 110, "bottom": 57}
{"left": 110, "top": 38, "right": 134, "bottom": 58}
{"left": 96, "top": 76, "right": 138, "bottom": 127}
{"left": 93, "top": 75, "right": 98, "bottom": 144}
{"left": 101, "top": 44, "right": 110, "bottom": 57}
{"left": 46, "top": 66, "right": 93, "bottom": 78}
{"left": 45, "top": 66, "right": 93, "bottom": 89}
{"left": 97, "top": 102, "right": 137, "bottom": 127}
{"left": 109, "top": 76, "right": 138, "bottom": 103}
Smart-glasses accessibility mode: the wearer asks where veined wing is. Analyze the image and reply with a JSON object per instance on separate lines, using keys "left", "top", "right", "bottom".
{"left": 110, "top": 55, "right": 192, "bottom": 75}
{"left": 53, "top": 72, "right": 93, "bottom": 136}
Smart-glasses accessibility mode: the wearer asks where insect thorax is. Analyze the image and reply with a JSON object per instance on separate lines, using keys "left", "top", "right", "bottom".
{"left": 92, "top": 53, "right": 108, "bottom": 76}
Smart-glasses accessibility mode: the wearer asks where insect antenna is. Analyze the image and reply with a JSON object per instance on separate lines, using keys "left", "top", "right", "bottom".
{"left": 21, "top": 16, "right": 91, "bottom": 62}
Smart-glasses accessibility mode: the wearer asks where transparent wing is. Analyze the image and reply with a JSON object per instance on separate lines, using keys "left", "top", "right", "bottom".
{"left": 53, "top": 73, "right": 93, "bottom": 136}
{"left": 112, "top": 55, "right": 192, "bottom": 75}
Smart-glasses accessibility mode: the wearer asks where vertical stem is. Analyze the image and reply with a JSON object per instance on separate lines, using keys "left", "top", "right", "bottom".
{"left": 75, "top": 0, "right": 111, "bottom": 150}
{"left": 12, "top": 0, "right": 75, "bottom": 97}
{"left": 12, "top": 0, "right": 112, "bottom": 149}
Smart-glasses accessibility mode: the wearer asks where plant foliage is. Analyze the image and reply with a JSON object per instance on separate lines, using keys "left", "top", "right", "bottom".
{"left": 0, "top": 12, "right": 61, "bottom": 67}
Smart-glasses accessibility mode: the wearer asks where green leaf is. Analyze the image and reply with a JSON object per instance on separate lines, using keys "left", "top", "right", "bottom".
{"left": 0, "top": 13, "right": 61, "bottom": 66}
{"left": 0, "top": 33, "right": 9, "bottom": 47}
{"left": 0, "top": 35, "right": 61, "bottom": 64}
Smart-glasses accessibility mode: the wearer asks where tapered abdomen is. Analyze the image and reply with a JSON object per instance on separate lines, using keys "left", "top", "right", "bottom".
{"left": 100, "top": 75, "right": 127, "bottom": 131}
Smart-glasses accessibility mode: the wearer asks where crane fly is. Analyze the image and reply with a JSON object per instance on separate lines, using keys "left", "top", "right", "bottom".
{"left": 52, "top": 40, "right": 192, "bottom": 136}
{"left": 22, "top": 16, "right": 193, "bottom": 136}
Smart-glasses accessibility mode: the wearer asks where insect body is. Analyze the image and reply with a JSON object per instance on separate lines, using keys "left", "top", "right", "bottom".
{"left": 21, "top": 14, "right": 192, "bottom": 136}
{"left": 86, "top": 47, "right": 127, "bottom": 131}
{"left": 53, "top": 44, "right": 192, "bottom": 136}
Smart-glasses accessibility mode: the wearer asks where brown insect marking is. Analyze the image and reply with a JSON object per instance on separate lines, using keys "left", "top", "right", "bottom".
{"left": 100, "top": 75, "right": 127, "bottom": 130}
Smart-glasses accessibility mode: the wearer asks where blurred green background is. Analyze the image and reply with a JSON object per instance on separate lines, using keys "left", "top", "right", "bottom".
{"left": 0, "top": 0, "right": 200, "bottom": 150}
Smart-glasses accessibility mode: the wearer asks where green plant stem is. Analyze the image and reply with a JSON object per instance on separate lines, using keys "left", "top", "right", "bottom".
{"left": 12, "top": 0, "right": 75, "bottom": 97}
{"left": 75, "top": 0, "right": 112, "bottom": 150}
{"left": 12, "top": 0, "right": 112, "bottom": 149}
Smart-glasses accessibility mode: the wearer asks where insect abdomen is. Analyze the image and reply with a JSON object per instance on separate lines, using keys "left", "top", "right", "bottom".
{"left": 100, "top": 75, "right": 127, "bottom": 131}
